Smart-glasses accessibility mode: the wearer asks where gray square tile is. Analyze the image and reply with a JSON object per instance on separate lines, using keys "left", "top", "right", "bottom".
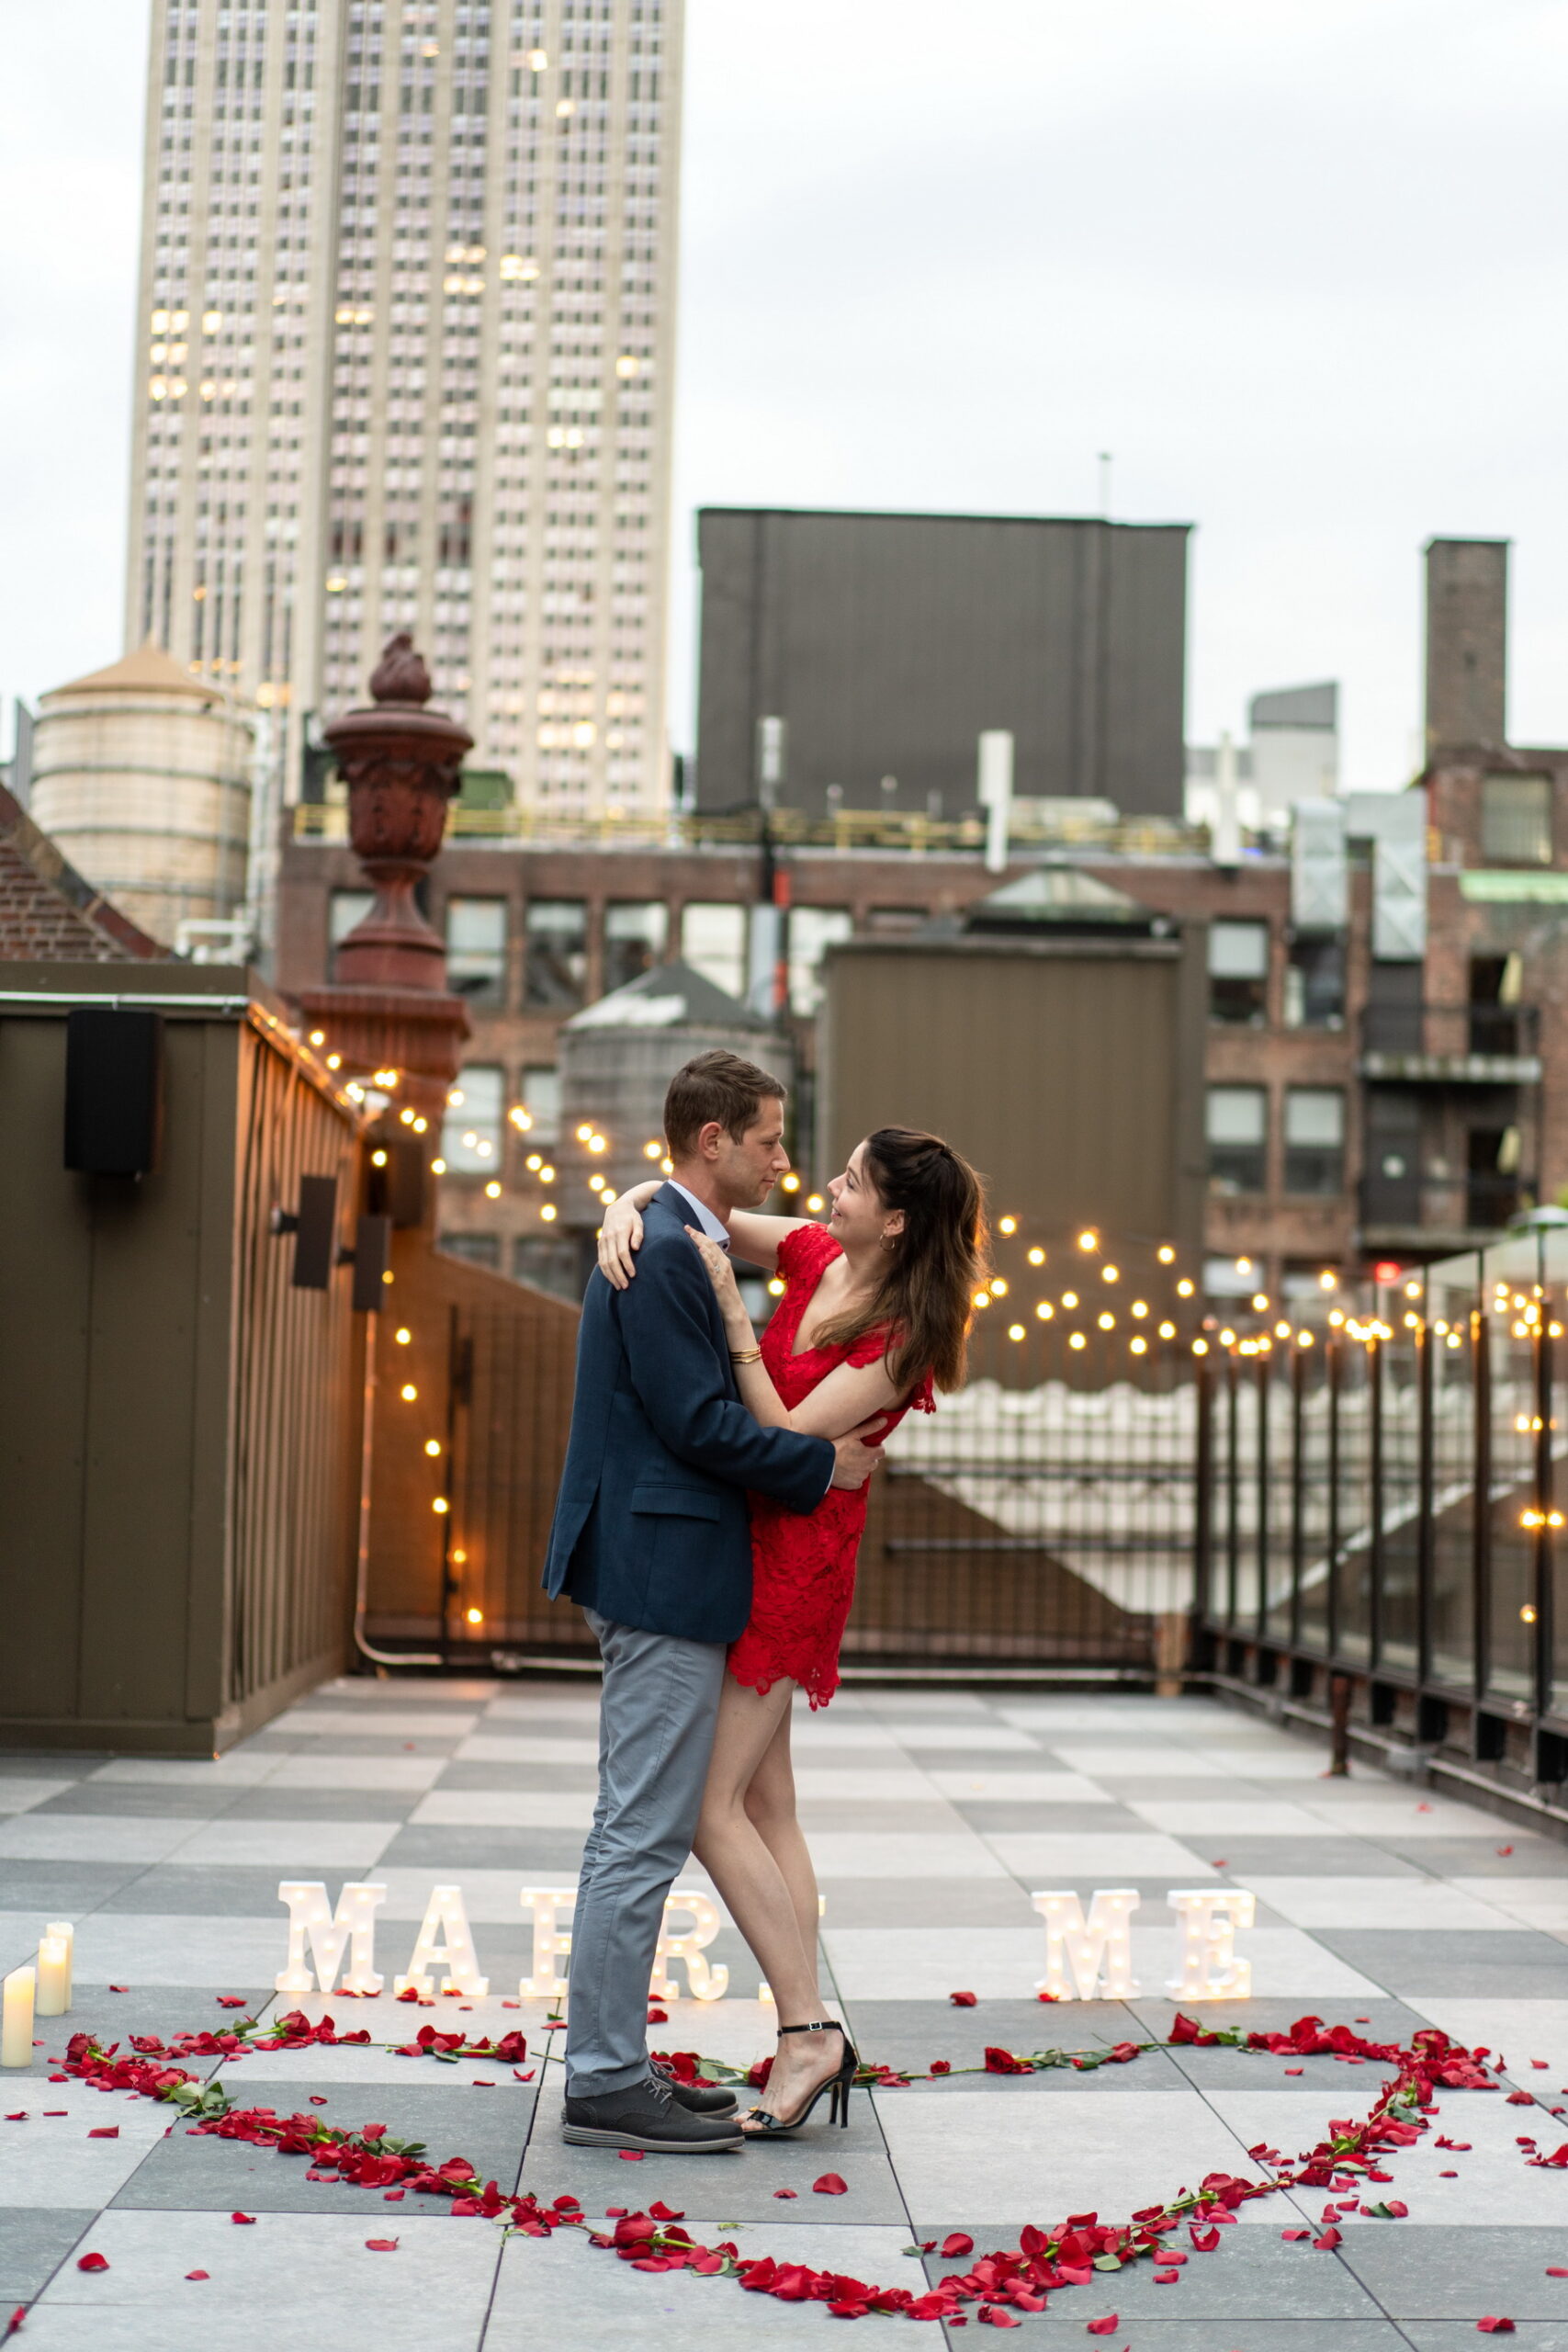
{"left": 1341, "top": 2226, "right": 1568, "bottom": 2321}
{"left": 112, "top": 2079, "right": 537, "bottom": 2213}
{"left": 840, "top": 1997, "right": 1186, "bottom": 2086}
{"left": 0, "top": 2208, "right": 96, "bottom": 2299}
{"left": 1314, "top": 1928, "right": 1568, "bottom": 1996}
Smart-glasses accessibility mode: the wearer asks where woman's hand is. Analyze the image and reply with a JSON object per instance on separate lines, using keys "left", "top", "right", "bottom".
{"left": 683, "top": 1225, "right": 749, "bottom": 1336}
{"left": 597, "top": 1192, "right": 646, "bottom": 1290}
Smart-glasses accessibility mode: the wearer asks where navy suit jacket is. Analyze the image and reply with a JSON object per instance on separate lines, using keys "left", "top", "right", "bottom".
{"left": 542, "top": 1186, "right": 834, "bottom": 1643}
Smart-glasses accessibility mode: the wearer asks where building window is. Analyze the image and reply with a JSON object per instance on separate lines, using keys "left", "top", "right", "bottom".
{"left": 787, "top": 907, "right": 852, "bottom": 1015}
{"left": 681, "top": 901, "right": 747, "bottom": 1001}
{"left": 603, "top": 899, "right": 667, "bottom": 995}
{"left": 1207, "top": 1085, "right": 1268, "bottom": 1194}
{"left": 443, "top": 1064, "right": 503, "bottom": 1173}
{"left": 438, "top": 1231, "right": 501, "bottom": 1271}
{"left": 525, "top": 899, "right": 588, "bottom": 1006}
{"left": 1283, "top": 935, "right": 1345, "bottom": 1029}
{"left": 1481, "top": 774, "right": 1551, "bottom": 865}
{"left": 521, "top": 1063, "right": 561, "bottom": 1143}
{"left": 446, "top": 896, "right": 507, "bottom": 1004}
{"left": 1282, "top": 1088, "right": 1345, "bottom": 1194}
{"left": 1208, "top": 921, "right": 1269, "bottom": 1024}
{"left": 329, "top": 888, "right": 375, "bottom": 978}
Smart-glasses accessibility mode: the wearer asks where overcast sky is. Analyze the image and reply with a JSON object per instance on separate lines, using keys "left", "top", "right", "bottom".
{"left": 5, "top": 0, "right": 1567, "bottom": 787}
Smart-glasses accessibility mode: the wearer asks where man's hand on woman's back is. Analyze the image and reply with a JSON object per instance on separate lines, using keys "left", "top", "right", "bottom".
{"left": 829, "top": 1419, "right": 886, "bottom": 1491}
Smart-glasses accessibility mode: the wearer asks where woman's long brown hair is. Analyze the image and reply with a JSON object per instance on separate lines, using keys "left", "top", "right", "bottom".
{"left": 815, "top": 1127, "right": 987, "bottom": 1395}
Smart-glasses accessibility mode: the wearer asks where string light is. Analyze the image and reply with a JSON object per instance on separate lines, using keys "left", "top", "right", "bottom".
{"left": 1035, "top": 1300, "right": 1054, "bottom": 1319}
{"left": 1008, "top": 1323, "right": 1025, "bottom": 1341}
{"left": 1177, "top": 1279, "right": 1194, "bottom": 1298}
{"left": 989, "top": 1277, "right": 1008, "bottom": 1297}
{"left": 400, "top": 1383, "right": 418, "bottom": 1402}
{"left": 326, "top": 1054, "right": 342, "bottom": 1069}
{"left": 372, "top": 1069, "right": 399, "bottom": 1089}
{"left": 424, "top": 1439, "right": 441, "bottom": 1457}
{"left": 780, "top": 1171, "right": 800, "bottom": 1192}
{"left": 541, "top": 1204, "right": 557, "bottom": 1222}
{"left": 1192, "top": 1337, "right": 1209, "bottom": 1355}
{"left": 1068, "top": 1331, "right": 1087, "bottom": 1350}
{"left": 395, "top": 1329, "right": 412, "bottom": 1345}
{"left": 539, "top": 1165, "right": 555, "bottom": 1182}
{"left": 433, "top": 1497, "right": 449, "bottom": 1515}
{"left": 575, "top": 1124, "right": 593, "bottom": 1143}
{"left": 432, "top": 1158, "right": 446, "bottom": 1175}
{"left": 465, "top": 1606, "right": 484, "bottom": 1626}
{"left": 1131, "top": 1299, "right": 1148, "bottom": 1318}
{"left": 1130, "top": 1335, "right": 1147, "bottom": 1355}
{"left": 1027, "top": 1247, "right": 1045, "bottom": 1266}
{"left": 309, "top": 1030, "right": 326, "bottom": 1047}
{"left": 1062, "top": 1290, "right": 1078, "bottom": 1310}
{"left": 971, "top": 1289, "right": 991, "bottom": 1309}
{"left": 1157, "top": 1320, "right": 1175, "bottom": 1340}
{"left": 485, "top": 1181, "right": 502, "bottom": 1199}
{"left": 1098, "top": 1311, "right": 1115, "bottom": 1331}
{"left": 1319, "top": 1270, "right": 1337, "bottom": 1290}
{"left": 1157, "top": 1245, "right": 1175, "bottom": 1264}
{"left": 998, "top": 1216, "right": 1018, "bottom": 1236}
{"left": 1077, "top": 1229, "right": 1099, "bottom": 1252}
{"left": 1235, "top": 1257, "right": 1251, "bottom": 1274}
{"left": 1102, "top": 1264, "right": 1119, "bottom": 1283}
{"left": 1251, "top": 1292, "right": 1269, "bottom": 1312}
{"left": 526, "top": 1153, "right": 542, "bottom": 1171}
{"left": 807, "top": 1193, "right": 825, "bottom": 1213}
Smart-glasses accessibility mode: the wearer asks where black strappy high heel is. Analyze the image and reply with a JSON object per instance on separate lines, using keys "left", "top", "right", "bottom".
{"left": 739, "top": 2019, "right": 859, "bottom": 2138}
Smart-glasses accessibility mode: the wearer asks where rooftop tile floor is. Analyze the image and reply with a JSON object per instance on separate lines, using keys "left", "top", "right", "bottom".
{"left": 4, "top": 1679, "right": 1568, "bottom": 2345}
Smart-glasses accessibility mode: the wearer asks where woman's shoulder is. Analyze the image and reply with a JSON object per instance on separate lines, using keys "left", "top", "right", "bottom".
{"left": 777, "top": 1221, "right": 841, "bottom": 1280}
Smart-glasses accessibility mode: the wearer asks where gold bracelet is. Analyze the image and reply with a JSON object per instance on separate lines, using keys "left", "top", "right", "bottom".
{"left": 729, "top": 1345, "right": 762, "bottom": 1364}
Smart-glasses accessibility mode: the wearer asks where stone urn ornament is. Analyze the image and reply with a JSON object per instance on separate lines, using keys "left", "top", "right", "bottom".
{"left": 325, "top": 633, "right": 474, "bottom": 991}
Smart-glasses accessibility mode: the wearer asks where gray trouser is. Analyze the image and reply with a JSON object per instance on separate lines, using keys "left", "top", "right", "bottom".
{"left": 564, "top": 1609, "right": 727, "bottom": 2098}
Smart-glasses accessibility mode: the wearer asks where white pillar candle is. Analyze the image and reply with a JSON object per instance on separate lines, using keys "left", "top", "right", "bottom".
{"left": 43, "top": 1924, "right": 73, "bottom": 2008}
{"left": 36, "top": 1938, "right": 70, "bottom": 2018}
{"left": 2, "top": 1967, "right": 36, "bottom": 2068}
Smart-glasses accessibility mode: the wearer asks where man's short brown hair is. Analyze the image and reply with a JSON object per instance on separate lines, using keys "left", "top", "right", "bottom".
{"left": 663, "top": 1049, "right": 786, "bottom": 1162}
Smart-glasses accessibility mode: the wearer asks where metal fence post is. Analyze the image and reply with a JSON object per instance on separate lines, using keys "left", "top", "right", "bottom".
{"left": 1327, "top": 1335, "right": 1342, "bottom": 1661}
{"left": 1256, "top": 1353, "right": 1270, "bottom": 1643}
{"left": 1473, "top": 1297, "right": 1492, "bottom": 1706}
{"left": 1416, "top": 1311, "right": 1435, "bottom": 1690}
{"left": 1369, "top": 1330, "right": 1384, "bottom": 1669}
{"left": 1290, "top": 1340, "right": 1306, "bottom": 1651}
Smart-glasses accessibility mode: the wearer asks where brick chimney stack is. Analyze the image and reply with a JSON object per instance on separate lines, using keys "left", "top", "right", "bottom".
{"left": 1425, "top": 537, "right": 1509, "bottom": 756}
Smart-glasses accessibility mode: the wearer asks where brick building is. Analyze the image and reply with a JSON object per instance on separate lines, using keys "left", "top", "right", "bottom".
{"left": 271, "top": 535, "right": 1568, "bottom": 1306}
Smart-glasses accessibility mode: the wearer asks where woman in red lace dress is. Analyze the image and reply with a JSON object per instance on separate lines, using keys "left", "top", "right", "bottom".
{"left": 598, "top": 1127, "right": 986, "bottom": 2132}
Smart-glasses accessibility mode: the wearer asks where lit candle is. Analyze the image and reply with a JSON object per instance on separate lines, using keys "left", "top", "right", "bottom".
{"left": 43, "top": 1924, "right": 73, "bottom": 2008}
{"left": 36, "top": 1938, "right": 70, "bottom": 2019}
{"left": 2, "top": 1967, "right": 35, "bottom": 2068}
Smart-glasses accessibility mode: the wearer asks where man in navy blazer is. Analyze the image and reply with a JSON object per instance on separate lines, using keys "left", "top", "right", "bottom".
{"left": 544, "top": 1049, "right": 876, "bottom": 2153}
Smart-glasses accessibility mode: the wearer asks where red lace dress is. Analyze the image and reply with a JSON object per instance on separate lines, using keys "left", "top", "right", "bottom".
{"left": 728, "top": 1223, "right": 935, "bottom": 1710}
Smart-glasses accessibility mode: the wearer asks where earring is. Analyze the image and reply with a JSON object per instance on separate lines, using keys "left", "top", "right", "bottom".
{"left": 879, "top": 1231, "right": 897, "bottom": 1251}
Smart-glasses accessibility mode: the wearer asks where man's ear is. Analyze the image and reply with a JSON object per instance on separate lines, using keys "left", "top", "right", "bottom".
{"left": 696, "top": 1119, "right": 725, "bottom": 1162}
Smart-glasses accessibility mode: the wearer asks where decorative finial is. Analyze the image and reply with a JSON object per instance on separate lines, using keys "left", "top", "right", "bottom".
{"left": 368, "top": 632, "right": 433, "bottom": 707}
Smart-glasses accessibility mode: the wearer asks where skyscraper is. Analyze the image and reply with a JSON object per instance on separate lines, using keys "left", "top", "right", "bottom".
{"left": 125, "top": 0, "right": 682, "bottom": 844}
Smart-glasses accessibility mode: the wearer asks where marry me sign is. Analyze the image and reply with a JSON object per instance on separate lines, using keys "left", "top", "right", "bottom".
{"left": 276, "top": 1883, "right": 1258, "bottom": 2004}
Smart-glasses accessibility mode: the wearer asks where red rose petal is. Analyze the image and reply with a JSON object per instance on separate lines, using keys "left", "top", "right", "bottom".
{"left": 365, "top": 2239, "right": 399, "bottom": 2252}
{"left": 107, "top": 1986, "right": 128, "bottom": 1994}
{"left": 4, "top": 2116, "right": 23, "bottom": 2123}
{"left": 949, "top": 1991, "right": 978, "bottom": 2007}
{"left": 1497, "top": 1847, "right": 1515, "bottom": 1858}
{"left": 1546, "top": 2267, "right": 1568, "bottom": 2277}
{"left": 1155, "top": 2268, "right": 1180, "bottom": 2283}
{"left": 773, "top": 2188, "right": 797, "bottom": 2199}
{"left": 1532, "top": 2060, "right": 1550, "bottom": 2069}
{"left": 647, "top": 2009, "right": 668, "bottom": 2025}
{"left": 1285, "top": 2066, "right": 1304, "bottom": 2075}
{"left": 616, "top": 2150, "right": 644, "bottom": 2161}
{"left": 216, "top": 1996, "right": 248, "bottom": 2010}
{"left": 648, "top": 2201, "right": 684, "bottom": 2221}
{"left": 1281, "top": 2229, "right": 1311, "bottom": 2241}
{"left": 813, "top": 2172, "right": 849, "bottom": 2195}
{"left": 231, "top": 2211, "right": 256, "bottom": 2225}
{"left": 6, "top": 2309, "right": 22, "bottom": 2339}
{"left": 384, "top": 2190, "right": 405, "bottom": 2201}
{"left": 1086, "top": 2317, "right": 1119, "bottom": 2336}
{"left": 75, "top": 2254, "right": 109, "bottom": 2274}
{"left": 941, "top": 2233, "right": 975, "bottom": 2258}
{"left": 86, "top": 2128, "right": 118, "bottom": 2140}
{"left": 1477, "top": 2322, "right": 1517, "bottom": 2335}
{"left": 185, "top": 2268, "right": 210, "bottom": 2280}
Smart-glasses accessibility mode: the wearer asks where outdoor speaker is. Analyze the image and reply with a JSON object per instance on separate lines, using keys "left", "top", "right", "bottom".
{"left": 351, "top": 1214, "right": 393, "bottom": 1313}
{"left": 63, "top": 1007, "right": 164, "bottom": 1178}
{"left": 291, "top": 1174, "right": 339, "bottom": 1290}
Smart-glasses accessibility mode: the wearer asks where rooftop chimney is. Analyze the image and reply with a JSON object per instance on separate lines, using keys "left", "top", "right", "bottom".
{"left": 1424, "top": 537, "right": 1508, "bottom": 756}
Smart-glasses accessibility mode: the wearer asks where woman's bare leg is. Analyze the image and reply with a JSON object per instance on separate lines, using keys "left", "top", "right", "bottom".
{"left": 693, "top": 1679, "right": 840, "bottom": 2123}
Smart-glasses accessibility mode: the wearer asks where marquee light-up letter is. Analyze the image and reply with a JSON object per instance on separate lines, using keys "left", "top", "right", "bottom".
{"left": 650, "top": 1885, "right": 728, "bottom": 2002}
{"left": 275, "top": 1882, "right": 388, "bottom": 1996}
{"left": 1030, "top": 1888, "right": 1141, "bottom": 2000}
{"left": 519, "top": 1886, "right": 577, "bottom": 2000}
{"left": 394, "top": 1884, "right": 489, "bottom": 1997}
{"left": 1165, "top": 1889, "right": 1255, "bottom": 2000}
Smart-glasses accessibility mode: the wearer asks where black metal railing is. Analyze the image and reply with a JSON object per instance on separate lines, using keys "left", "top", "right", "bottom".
{"left": 1195, "top": 1226, "right": 1568, "bottom": 1786}
{"left": 1359, "top": 1001, "right": 1540, "bottom": 1065}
